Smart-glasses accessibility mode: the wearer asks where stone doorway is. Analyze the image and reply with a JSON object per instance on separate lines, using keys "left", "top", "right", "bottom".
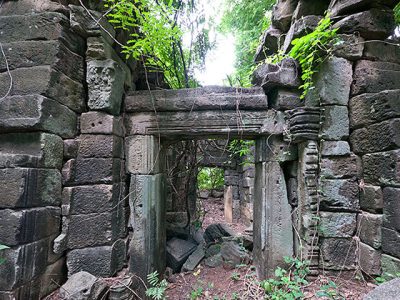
{"left": 124, "top": 86, "right": 295, "bottom": 280}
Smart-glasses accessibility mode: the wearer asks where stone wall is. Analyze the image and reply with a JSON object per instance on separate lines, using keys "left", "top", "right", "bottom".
{"left": 256, "top": 0, "right": 399, "bottom": 275}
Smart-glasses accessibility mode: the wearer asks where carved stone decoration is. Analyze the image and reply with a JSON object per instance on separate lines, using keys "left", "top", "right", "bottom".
{"left": 285, "top": 107, "right": 321, "bottom": 142}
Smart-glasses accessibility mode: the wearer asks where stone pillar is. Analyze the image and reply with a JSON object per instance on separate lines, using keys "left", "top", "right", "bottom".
{"left": 224, "top": 185, "right": 233, "bottom": 223}
{"left": 253, "top": 137, "right": 293, "bottom": 278}
{"left": 126, "top": 135, "right": 166, "bottom": 280}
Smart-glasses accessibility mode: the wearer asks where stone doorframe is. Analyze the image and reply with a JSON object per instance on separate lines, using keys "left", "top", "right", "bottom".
{"left": 124, "top": 87, "right": 295, "bottom": 279}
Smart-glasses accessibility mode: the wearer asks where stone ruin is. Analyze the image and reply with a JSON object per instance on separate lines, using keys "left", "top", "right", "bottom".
{"left": 0, "top": 0, "right": 399, "bottom": 298}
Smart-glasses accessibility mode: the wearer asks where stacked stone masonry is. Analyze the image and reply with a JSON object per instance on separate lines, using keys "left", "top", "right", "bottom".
{"left": 0, "top": 0, "right": 400, "bottom": 298}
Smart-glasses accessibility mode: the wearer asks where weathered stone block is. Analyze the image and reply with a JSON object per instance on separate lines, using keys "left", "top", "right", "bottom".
{"left": 0, "top": 168, "right": 61, "bottom": 209}
{"left": 351, "top": 61, "right": 400, "bottom": 96}
{"left": 80, "top": 111, "right": 124, "bottom": 137}
{"left": 0, "top": 207, "right": 60, "bottom": 246}
{"left": 39, "top": 258, "right": 66, "bottom": 298}
{"left": 67, "top": 239, "right": 126, "bottom": 277}
{"left": 0, "top": 65, "right": 85, "bottom": 114}
{"left": 329, "top": 0, "right": 398, "bottom": 17}
{"left": 359, "top": 212, "right": 382, "bottom": 249}
{"left": 64, "top": 139, "right": 79, "bottom": 159}
{"left": 166, "top": 238, "right": 197, "bottom": 272}
{"left": 320, "top": 154, "right": 359, "bottom": 179}
{"left": 349, "top": 90, "right": 400, "bottom": 129}
{"left": 320, "top": 106, "right": 349, "bottom": 140}
{"left": 62, "top": 158, "right": 123, "bottom": 185}
{"left": 125, "top": 135, "right": 161, "bottom": 175}
{"left": 0, "top": 95, "right": 78, "bottom": 139}
{"left": 0, "top": 132, "right": 63, "bottom": 169}
{"left": 360, "top": 185, "right": 383, "bottom": 213}
{"left": 320, "top": 179, "right": 359, "bottom": 211}
{"left": 314, "top": 57, "right": 353, "bottom": 106}
{"left": 0, "top": 238, "right": 48, "bottom": 290}
{"left": 78, "top": 134, "right": 124, "bottom": 158}
{"left": 383, "top": 187, "right": 400, "bottom": 232}
{"left": 364, "top": 41, "right": 400, "bottom": 63}
{"left": 0, "top": 0, "right": 67, "bottom": 16}
{"left": 333, "top": 9, "right": 395, "bottom": 40}
{"left": 321, "top": 141, "right": 350, "bottom": 157}
{"left": 254, "top": 27, "right": 283, "bottom": 62}
{"left": 0, "top": 40, "right": 84, "bottom": 83}
{"left": 332, "top": 34, "right": 364, "bottom": 61}
{"left": 382, "top": 227, "right": 400, "bottom": 258}
{"left": 272, "top": 0, "right": 298, "bottom": 32}
{"left": 64, "top": 184, "right": 122, "bottom": 215}
{"left": 261, "top": 58, "right": 302, "bottom": 93}
{"left": 382, "top": 254, "right": 400, "bottom": 277}
{"left": 363, "top": 150, "right": 400, "bottom": 187}
{"left": 319, "top": 212, "right": 357, "bottom": 238}
{"left": 350, "top": 119, "right": 400, "bottom": 155}
{"left": 269, "top": 89, "right": 303, "bottom": 110}
{"left": 359, "top": 242, "right": 381, "bottom": 275}
{"left": 293, "top": 0, "right": 329, "bottom": 20}
{"left": 255, "top": 135, "right": 297, "bottom": 163}
{"left": 87, "top": 59, "right": 125, "bottom": 115}
{"left": 320, "top": 238, "right": 357, "bottom": 270}
{"left": 283, "top": 15, "right": 321, "bottom": 53}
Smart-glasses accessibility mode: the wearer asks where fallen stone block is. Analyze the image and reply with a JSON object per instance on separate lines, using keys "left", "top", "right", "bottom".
{"left": 59, "top": 271, "right": 97, "bottom": 300}
{"left": 351, "top": 60, "right": 400, "bottom": 96}
{"left": 204, "top": 254, "right": 223, "bottom": 268}
{"left": 382, "top": 254, "right": 400, "bottom": 278}
{"left": 349, "top": 90, "right": 400, "bottom": 129}
{"left": 166, "top": 238, "right": 197, "bottom": 272}
{"left": 359, "top": 242, "right": 381, "bottom": 276}
{"left": 364, "top": 278, "right": 400, "bottom": 300}
{"left": 0, "top": 168, "right": 61, "bottom": 209}
{"left": 0, "top": 132, "right": 63, "bottom": 169}
{"left": 182, "top": 245, "right": 205, "bottom": 272}
{"left": 0, "top": 207, "right": 60, "bottom": 246}
{"left": 0, "top": 95, "right": 78, "bottom": 139}
{"left": 319, "top": 212, "right": 357, "bottom": 238}
{"left": 350, "top": 119, "right": 400, "bottom": 155}
{"left": 363, "top": 150, "right": 400, "bottom": 187}
{"left": 359, "top": 212, "right": 382, "bottom": 249}
{"left": 333, "top": 9, "right": 395, "bottom": 40}
{"left": 204, "top": 223, "right": 235, "bottom": 245}
{"left": 39, "top": 258, "right": 66, "bottom": 298}
{"left": 220, "top": 241, "right": 251, "bottom": 268}
{"left": 80, "top": 111, "right": 124, "bottom": 137}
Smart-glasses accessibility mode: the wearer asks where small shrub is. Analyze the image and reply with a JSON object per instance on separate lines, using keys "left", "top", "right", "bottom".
{"left": 146, "top": 271, "right": 168, "bottom": 300}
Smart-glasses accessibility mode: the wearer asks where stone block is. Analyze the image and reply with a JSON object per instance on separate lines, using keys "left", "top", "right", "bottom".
{"left": 364, "top": 41, "right": 400, "bottom": 63}
{"left": 166, "top": 238, "right": 197, "bottom": 272}
{"left": 382, "top": 227, "right": 400, "bottom": 258}
{"left": 359, "top": 242, "right": 381, "bottom": 275}
{"left": 255, "top": 135, "right": 297, "bottom": 163}
{"left": 383, "top": 187, "right": 400, "bottom": 232}
{"left": 320, "top": 179, "right": 359, "bottom": 211}
{"left": 359, "top": 212, "right": 382, "bottom": 249}
{"left": 261, "top": 58, "right": 302, "bottom": 93}
{"left": 333, "top": 9, "right": 395, "bottom": 40}
{"left": 0, "top": 207, "right": 60, "bottom": 246}
{"left": 293, "top": 0, "right": 329, "bottom": 19}
{"left": 314, "top": 57, "right": 353, "bottom": 106}
{"left": 269, "top": 89, "right": 303, "bottom": 110}
{"left": 350, "top": 119, "right": 400, "bottom": 155}
{"left": 254, "top": 27, "right": 283, "bottom": 62}
{"left": 360, "top": 185, "right": 383, "bottom": 213}
{"left": 332, "top": 34, "right": 364, "bottom": 61}
{"left": 80, "top": 111, "right": 124, "bottom": 137}
{"left": 78, "top": 134, "right": 124, "bottom": 158}
{"left": 351, "top": 60, "right": 400, "bottom": 96}
{"left": 64, "top": 139, "right": 79, "bottom": 159}
{"left": 59, "top": 271, "right": 97, "bottom": 300}
{"left": 320, "top": 106, "right": 349, "bottom": 140}
{"left": 319, "top": 212, "right": 357, "bottom": 238}
{"left": 39, "top": 258, "right": 67, "bottom": 298}
{"left": 319, "top": 238, "right": 357, "bottom": 270}
{"left": 182, "top": 245, "right": 205, "bottom": 272}
{"left": 87, "top": 59, "right": 126, "bottom": 115}
{"left": 349, "top": 90, "right": 400, "bottom": 129}
{"left": 0, "top": 238, "right": 48, "bottom": 290}
{"left": 125, "top": 135, "right": 161, "bottom": 174}
{"left": 67, "top": 239, "right": 126, "bottom": 277}
{"left": 0, "top": 66, "right": 85, "bottom": 114}
{"left": 272, "top": 0, "right": 298, "bottom": 32}
{"left": 321, "top": 141, "right": 351, "bottom": 157}
{"left": 67, "top": 211, "right": 121, "bottom": 249}
{"left": 283, "top": 15, "right": 321, "bottom": 53}
{"left": 320, "top": 154, "right": 359, "bottom": 179}
{"left": 363, "top": 150, "right": 400, "bottom": 187}
{"left": 382, "top": 254, "right": 400, "bottom": 277}
{"left": 328, "top": 0, "right": 398, "bottom": 17}
{"left": 64, "top": 184, "right": 122, "bottom": 215}
{"left": 0, "top": 40, "right": 84, "bottom": 83}
{"left": 0, "top": 95, "right": 77, "bottom": 139}
{"left": 62, "top": 158, "right": 123, "bottom": 185}
{"left": 0, "top": 0, "right": 67, "bottom": 16}
{"left": 0, "top": 168, "right": 61, "bottom": 209}
{"left": 0, "top": 132, "right": 63, "bottom": 169}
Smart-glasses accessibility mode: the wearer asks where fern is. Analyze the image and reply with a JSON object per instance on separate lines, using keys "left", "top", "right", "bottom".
{"left": 146, "top": 271, "right": 168, "bottom": 300}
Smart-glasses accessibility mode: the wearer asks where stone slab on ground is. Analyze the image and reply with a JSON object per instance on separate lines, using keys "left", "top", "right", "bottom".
{"left": 204, "top": 224, "right": 235, "bottom": 245}
{"left": 182, "top": 245, "right": 205, "bottom": 272}
{"left": 364, "top": 278, "right": 400, "bottom": 300}
{"left": 166, "top": 238, "right": 197, "bottom": 272}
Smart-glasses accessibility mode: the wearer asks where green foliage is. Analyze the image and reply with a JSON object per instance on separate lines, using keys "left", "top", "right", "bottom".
{"left": 228, "top": 139, "right": 254, "bottom": 165}
{"left": 375, "top": 272, "right": 400, "bottom": 284}
{"left": 230, "top": 272, "right": 241, "bottom": 281}
{"left": 219, "top": 0, "right": 276, "bottom": 86}
{"left": 0, "top": 244, "right": 9, "bottom": 265}
{"left": 197, "top": 167, "right": 224, "bottom": 190}
{"left": 259, "top": 256, "right": 310, "bottom": 300}
{"left": 190, "top": 287, "right": 203, "bottom": 299}
{"left": 289, "top": 14, "right": 338, "bottom": 99}
{"left": 316, "top": 281, "right": 342, "bottom": 299}
{"left": 146, "top": 271, "right": 168, "bottom": 300}
{"left": 394, "top": 2, "right": 400, "bottom": 25}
